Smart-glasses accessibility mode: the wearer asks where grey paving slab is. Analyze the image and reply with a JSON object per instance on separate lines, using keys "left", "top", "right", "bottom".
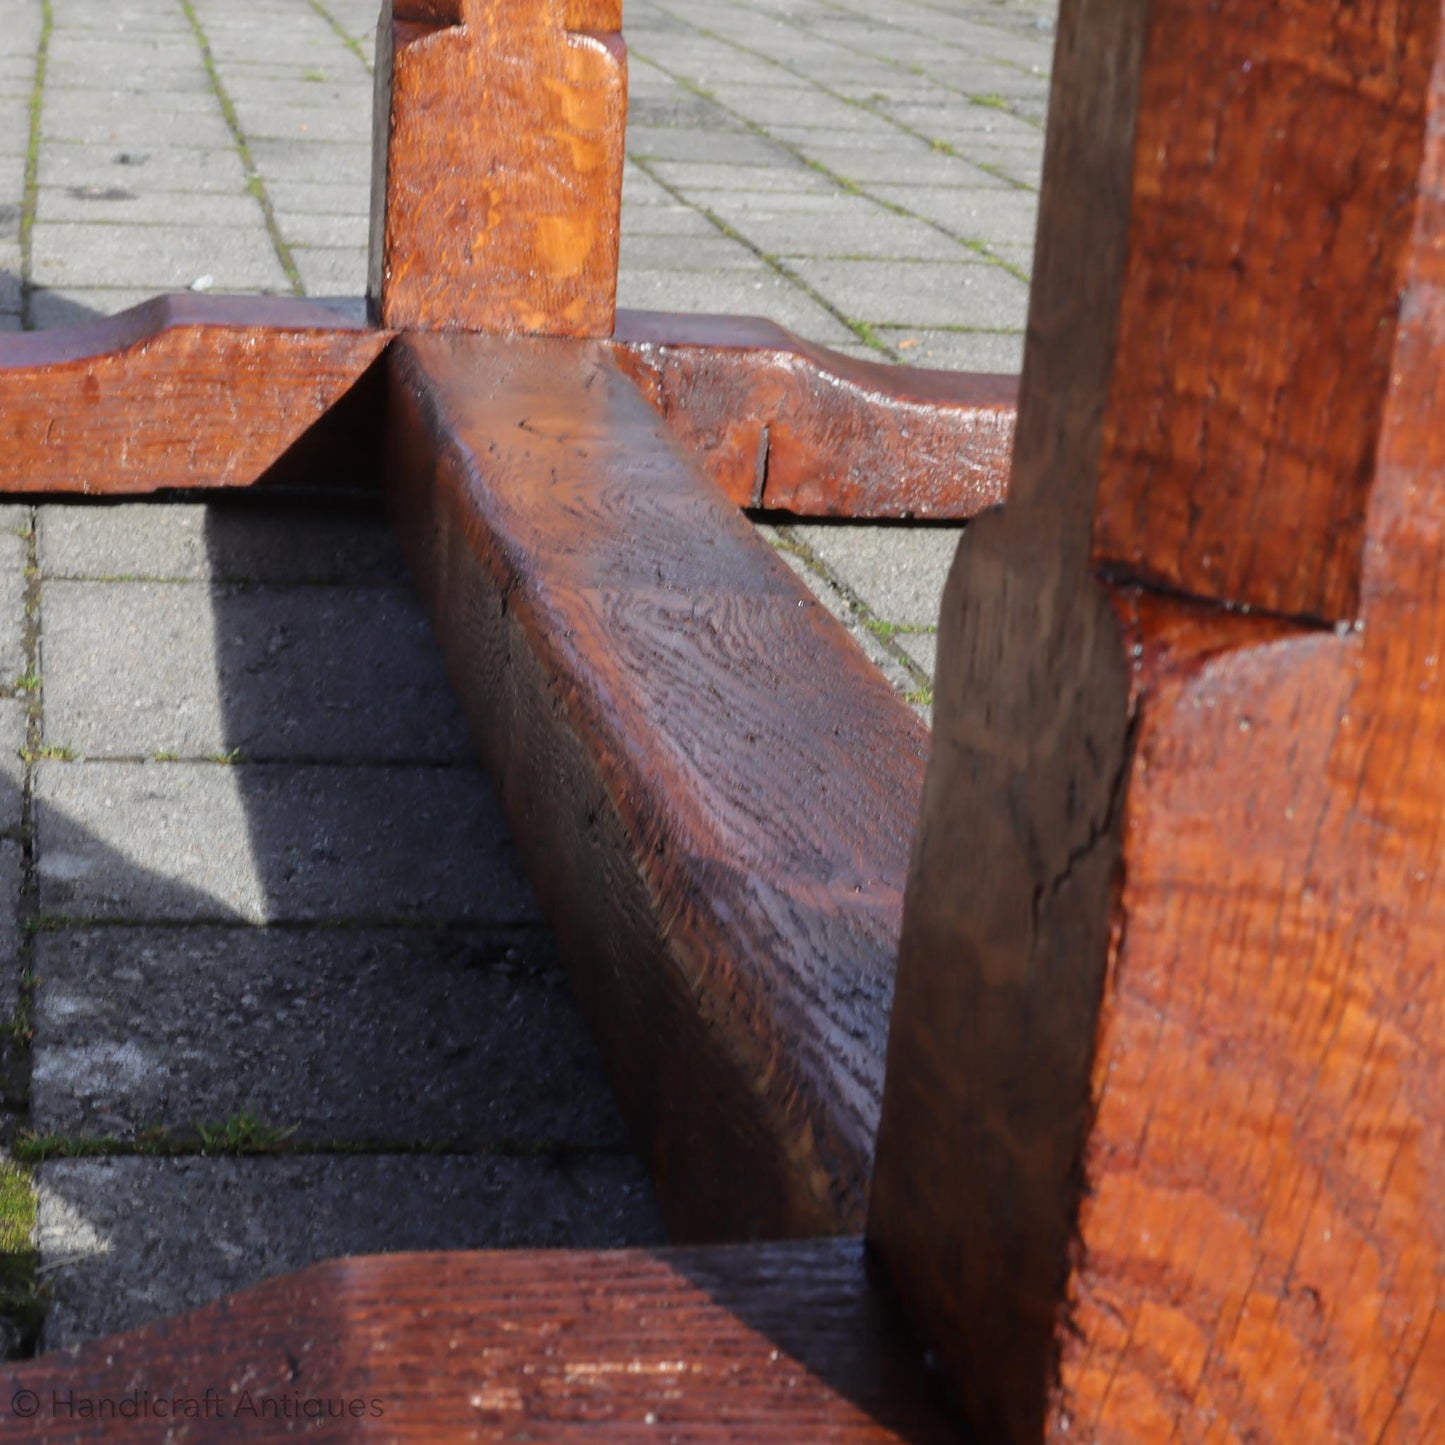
{"left": 40, "top": 99, "right": 235, "bottom": 151}
{"left": 32, "top": 924, "right": 630, "bottom": 1150}
{"left": 615, "top": 266, "right": 859, "bottom": 345}
{"left": 896, "top": 628, "right": 939, "bottom": 678}
{"left": 264, "top": 178, "right": 370, "bottom": 216}
{"left": 783, "top": 256, "right": 1028, "bottom": 329}
{"left": 724, "top": 205, "right": 968, "bottom": 261}
{"left": 39, "top": 1152, "right": 664, "bottom": 1348}
{"left": 36, "top": 143, "right": 249, "bottom": 195}
{"left": 868, "top": 182, "right": 1040, "bottom": 245}
{"left": 40, "top": 581, "right": 474, "bottom": 762}
{"left": 877, "top": 325, "right": 1026, "bottom": 372}
{"left": 271, "top": 209, "right": 366, "bottom": 247}
{"left": 29, "top": 220, "right": 287, "bottom": 291}
{"left": 246, "top": 137, "right": 372, "bottom": 185}
{"left": 28, "top": 286, "right": 160, "bottom": 326}
{"left": 783, "top": 521, "right": 966, "bottom": 628}
{"left": 289, "top": 244, "right": 367, "bottom": 295}
{"left": 34, "top": 761, "right": 538, "bottom": 925}
{"left": 35, "top": 185, "right": 263, "bottom": 227}
{"left": 0, "top": 841, "right": 25, "bottom": 1011}
{"left": 618, "top": 234, "right": 771, "bottom": 274}
{"left": 0, "top": 700, "right": 28, "bottom": 835}
{"left": 38, "top": 503, "right": 410, "bottom": 585}
{"left": 643, "top": 159, "right": 840, "bottom": 195}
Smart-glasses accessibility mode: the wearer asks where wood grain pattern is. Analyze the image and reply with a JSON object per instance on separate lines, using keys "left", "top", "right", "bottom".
{"left": 1091, "top": 0, "right": 1434, "bottom": 622}
{"left": 611, "top": 310, "right": 1017, "bottom": 519}
{"left": 0, "top": 295, "right": 390, "bottom": 494}
{"left": 385, "top": 332, "right": 928, "bottom": 1242}
{"left": 0, "top": 1240, "right": 957, "bottom": 1442}
{"left": 872, "top": 0, "right": 1445, "bottom": 1441}
{"left": 368, "top": 0, "right": 626, "bottom": 334}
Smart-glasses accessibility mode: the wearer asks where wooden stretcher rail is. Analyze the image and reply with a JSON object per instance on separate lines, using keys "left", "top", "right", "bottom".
{"left": 384, "top": 330, "right": 929, "bottom": 1242}
{"left": 0, "top": 296, "right": 391, "bottom": 494}
{"left": 610, "top": 310, "right": 1017, "bottom": 519}
{"left": 0, "top": 297, "right": 1017, "bottom": 518}
{"left": 0, "top": 1241, "right": 956, "bottom": 1443}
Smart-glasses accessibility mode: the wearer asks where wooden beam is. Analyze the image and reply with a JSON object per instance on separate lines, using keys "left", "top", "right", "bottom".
{"left": 384, "top": 331, "right": 927, "bottom": 1242}
{"left": 0, "top": 296, "right": 390, "bottom": 494}
{"left": 0, "top": 1241, "right": 956, "bottom": 1442}
{"left": 368, "top": 0, "right": 626, "bottom": 334}
{"left": 870, "top": 0, "right": 1445, "bottom": 1441}
{"left": 611, "top": 310, "right": 1017, "bottom": 520}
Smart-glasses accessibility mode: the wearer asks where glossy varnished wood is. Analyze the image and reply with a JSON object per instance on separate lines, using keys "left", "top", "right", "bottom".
{"left": 0, "top": 1241, "right": 957, "bottom": 1442}
{"left": 872, "top": 0, "right": 1445, "bottom": 1440}
{"left": 368, "top": 0, "right": 626, "bottom": 334}
{"left": 385, "top": 332, "right": 928, "bottom": 1242}
{"left": 1091, "top": 0, "right": 1433, "bottom": 622}
{"left": 611, "top": 310, "right": 1017, "bottom": 519}
{"left": 0, "top": 296, "right": 390, "bottom": 493}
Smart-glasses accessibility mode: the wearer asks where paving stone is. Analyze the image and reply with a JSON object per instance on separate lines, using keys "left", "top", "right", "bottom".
{"left": 35, "top": 185, "right": 260, "bottom": 227}
{"left": 30, "top": 220, "right": 287, "bottom": 291}
{"left": 28, "top": 287, "right": 164, "bottom": 326}
{"left": 289, "top": 244, "right": 367, "bottom": 295}
{"left": 41, "top": 580, "right": 473, "bottom": 762}
{"left": 625, "top": 125, "right": 793, "bottom": 167}
{"left": 868, "top": 182, "right": 1039, "bottom": 244}
{"left": 794, "top": 141, "right": 999, "bottom": 188}
{"left": 271, "top": 209, "right": 366, "bottom": 248}
{"left": 264, "top": 178, "right": 370, "bottom": 216}
{"left": 896, "top": 628, "right": 939, "bottom": 678}
{"left": 726, "top": 205, "right": 966, "bottom": 261}
{"left": 37, "top": 143, "right": 249, "bottom": 195}
{"left": 643, "top": 159, "right": 840, "bottom": 195}
{"left": 0, "top": 842, "right": 25, "bottom": 1010}
{"left": 783, "top": 521, "right": 966, "bottom": 627}
{"left": 782, "top": 256, "right": 1029, "bottom": 330}
{"left": 614, "top": 268, "right": 858, "bottom": 346}
{"left": 34, "top": 761, "right": 538, "bottom": 925}
{"left": 229, "top": 102, "right": 373, "bottom": 145}
{"left": 0, "top": 700, "right": 28, "bottom": 834}
{"left": 37, "top": 502, "right": 410, "bottom": 585}
{"left": 877, "top": 325, "right": 1025, "bottom": 372}
{"left": 620, "top": 203, "right": 726, "bottom": 239}
{"left": 618, "top": 235, "right": 769, "bottom": 274}
{"left": 40, "top": 99, "right": 234, "bottom": 150}
{"left": 246, "top": 138, "right": 372, "bottom": 185}
{"left": 38, "top": 1153, "right": 664, "bottom": 1348}
{"left": 32, "top": 924, "right": 630, "bottom": 1150}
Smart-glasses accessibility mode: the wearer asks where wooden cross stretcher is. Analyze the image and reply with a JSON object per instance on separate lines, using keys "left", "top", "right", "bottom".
{"left": 0, "top": 0, "right": 1441, "bottom": 1440}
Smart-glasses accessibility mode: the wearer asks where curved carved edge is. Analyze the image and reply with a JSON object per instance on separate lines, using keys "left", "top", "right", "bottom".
{"left": 0, "top": 296, "right": 392, "bottom": 494}
{"left": 610, "top": 309, "right": 1018, "bottom": 520}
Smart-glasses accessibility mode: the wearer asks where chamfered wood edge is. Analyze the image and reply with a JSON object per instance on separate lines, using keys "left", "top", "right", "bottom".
{"left": 384, "top": 330, "right": 928, "bottom": 1243}
{"left": 0, "top": 1240, "right": 960, "bottom": 1443}
{"left": 610, "top": 308, "right": 1017, "bottom": 520}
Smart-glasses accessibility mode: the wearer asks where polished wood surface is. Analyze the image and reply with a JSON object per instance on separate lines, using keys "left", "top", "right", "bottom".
{"left": 385, "top": 331, "right": 928, "bottom": 1242}
{"left": 0, "top": 296, "right": 389, "bottom": 493}
{"left": 611, "top": 310, "right": 1016, "bottom": 519}
{"left": 873, "top": 0, "right": 1445, "bottom": 1440}
{"left": 0, "top": 1241, "right": 957, "bottom": 1442}
{"left": 368, "top": 0, "right": 626, "bottom": 334}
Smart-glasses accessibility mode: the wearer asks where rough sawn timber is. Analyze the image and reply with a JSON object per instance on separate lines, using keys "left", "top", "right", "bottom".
{"left": 870, "top": 0, "right": 1445, "bottom": 1441}
{"left": 385, "top": 331, "right": 928, "bottom": 1243}
{"left": 368, "top": 0, "right": 627, "bottom": 335}
{"left": 610, "top": 310, "right": 1017, "bottom": 520}
{"left": 0, "top": 1241, "right": 957, "bottom": 1443}
{"left": 0, "top": 295, "right": 391, "bottom": 494}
